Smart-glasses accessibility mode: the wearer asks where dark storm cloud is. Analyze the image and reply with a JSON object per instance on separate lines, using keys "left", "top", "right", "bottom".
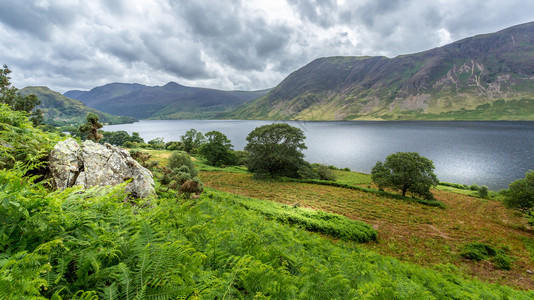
{"left": 286, "top": 0, "right": 338, "bottom": 28}
{"left": 0, "top": 0, "right": 532, "bottom": 92}
{"left": 0, "top": 0, "right": 77, "bottom": 40}
{"left": 173, "top": 1, "right": 293, "bottom": 72}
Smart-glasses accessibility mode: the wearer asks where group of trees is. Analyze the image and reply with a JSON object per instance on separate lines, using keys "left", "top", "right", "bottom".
{"left": 0, "top": 64, "right": 43, "bottom": 126}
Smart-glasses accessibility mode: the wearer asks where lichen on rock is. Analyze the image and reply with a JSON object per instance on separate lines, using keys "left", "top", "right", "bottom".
{"left": 49, "top": 138, "right": 155, "bottom": 198}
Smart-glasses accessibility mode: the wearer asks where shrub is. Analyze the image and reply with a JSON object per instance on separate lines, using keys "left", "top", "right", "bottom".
{"left": 148, "top": 137, "right": 165, "bottom": 149}
{"left": 312, "top": 163, "right": 337, "bottom": 181}
{"left": 478, "top": 185, "right": 489, "bottom": 198}
{"left": 503, "top": 171, "right": 534, "bottom": 212}
{"left": 165, "top": 141, "right": 182, "bottom": 151}
{"left": 493, "top": 252, "right": 512, "bottom": 270}
{"left": 168, "top": 151, "right": 198, "bottom": 178}
{"left": 461, "top": 242, "right": 496, "bottom": 261}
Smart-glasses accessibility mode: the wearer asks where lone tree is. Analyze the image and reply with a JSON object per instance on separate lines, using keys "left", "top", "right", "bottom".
{"left": 199, "top": 130, "right": 237, "bottom": 167}
{"left": 79, "top": 113, "right": 103, "bottom": 143}
{"left": 181, "top": 128, "right": 205, "bottom": 153}
{"left": 245, "top": 123, "right": 307, "bottom": 178}
{"left": 503, "top": 171, "right": 534, "bottom": 212}
{"left": 0, "top": 64, "right": 43, "bottom": 125}
{"left": 371, "top": 152, "right": 438, "bottom": 199}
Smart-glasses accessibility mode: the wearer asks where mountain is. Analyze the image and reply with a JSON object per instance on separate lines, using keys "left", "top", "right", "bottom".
{"left": 230, "top": 22, "right": 534, "bottom": 120}
{"left": 65, "top": 82, "right": 270, "bottom": 119}
{"left": 20, "top": 86, "right": 137, "bottom": 126}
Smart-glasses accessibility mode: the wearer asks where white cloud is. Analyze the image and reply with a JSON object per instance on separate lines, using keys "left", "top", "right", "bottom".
{"left": 0, "top": 0, "right": 532, "bottom": 93}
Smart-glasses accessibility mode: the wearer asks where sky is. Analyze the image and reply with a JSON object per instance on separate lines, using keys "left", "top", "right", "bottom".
{"left": 1, "top": 0, "right": 533, "bottom": 93}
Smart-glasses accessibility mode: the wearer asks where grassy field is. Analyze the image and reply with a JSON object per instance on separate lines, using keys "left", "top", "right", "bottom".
{"left": 144, "top": 150, "right": 534, "bottom": 290}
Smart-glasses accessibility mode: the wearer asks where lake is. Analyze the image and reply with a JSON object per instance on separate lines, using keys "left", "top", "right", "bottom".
{"left": 104, "top": 120, "right": 534, "bottom": 190}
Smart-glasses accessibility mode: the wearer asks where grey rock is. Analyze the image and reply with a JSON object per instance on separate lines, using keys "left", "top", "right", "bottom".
{"left": 49, "top": 138, "right": 155, "bottom": 198}
{"left": 48, "top": 138, "right": 82, "bottom": 190}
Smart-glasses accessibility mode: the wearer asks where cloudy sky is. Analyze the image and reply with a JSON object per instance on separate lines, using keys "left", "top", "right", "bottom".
{"left": 1, "top": 0, "right": 532, "bottom": 93}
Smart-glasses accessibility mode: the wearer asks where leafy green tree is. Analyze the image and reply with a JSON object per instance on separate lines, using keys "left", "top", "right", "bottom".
{"left": 503, "top": 171, "right": 534, "bottom": 212}
{"left": 0, "top": 64, "right": 43, "bottom": 126}
{"left": 100, "top": 130, "right": 132, "bottom": 146}
{"left": 148, "top": 137, "right": 165, "bottom": 149}
{"left": 245, "top": 123, "right": 307, "bottom": 178}
{"left": 371, "top": 152, "right": 438, "bottom": 199}
{"left": 79, "top": 113, "right": 103, "bottom": 143}
{"left": 199, "top": 131, "right": 237, "bottom": 167}
{"left": 180, "top": 129, "right": 205, "bottom": 153}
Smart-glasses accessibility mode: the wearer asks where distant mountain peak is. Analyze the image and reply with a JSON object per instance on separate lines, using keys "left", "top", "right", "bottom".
{"left": 230, "top": 21, "right": 534, "bottom": 121}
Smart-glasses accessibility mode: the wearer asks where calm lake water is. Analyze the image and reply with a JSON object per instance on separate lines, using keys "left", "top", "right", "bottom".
{"left": 104, "top": 120, "right": 534, "bottom": 190}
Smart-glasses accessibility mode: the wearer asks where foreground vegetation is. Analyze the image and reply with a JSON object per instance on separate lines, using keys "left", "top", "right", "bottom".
{"left": 2, "top": 93, "right": 534, "bottom": 298}
{"left": 3, "top": 167, "right": 534, "bottom": 299}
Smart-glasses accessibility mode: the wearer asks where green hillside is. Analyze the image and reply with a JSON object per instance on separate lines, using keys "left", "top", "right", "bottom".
{"left": 2, "top": 104, "right": 534, "bottom": 298}
{"left": 20, "top": 86, "right": 136, "bottom": 126}
{"left": 230, "top": 22, "right": 534, "bottom": 120}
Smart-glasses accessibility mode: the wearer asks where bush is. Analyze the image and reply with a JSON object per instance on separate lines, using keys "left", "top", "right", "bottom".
{"left": 312, "top": 163, "right": 337, "bottom": 181}
{"left": 503, "top": 171, "right": 534, "bottom": 212}
{"left": 493, "top": 252, "right": 512, "bottom": 270}
{"left": 148, "top": 137, "right": 165, "bottom": 149}
{"left": 164, "top": 152, "right": 202, "bottom": 198}
{"left": 168, "top": 151, "right": 198, "bottom": 178}
{"left": 478, "top": 185, "right": 489, "bottom": 198}
{"left": 165, "top": 141, "right": 182, "bottom": 151}
{"left": 461, "top": 242, "right": 496, "bottom": 261}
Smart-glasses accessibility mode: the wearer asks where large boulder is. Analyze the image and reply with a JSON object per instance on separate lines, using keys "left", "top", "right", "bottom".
{"left": 49, "top": 138, "right": 155, "bottom": 198}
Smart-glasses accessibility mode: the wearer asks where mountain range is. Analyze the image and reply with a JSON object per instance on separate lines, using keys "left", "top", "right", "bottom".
{"left": 229, "top": 21, "right": 534, "bottom": 120}
{"left": 26, "top": 21, "right": 534, "bottom": 122}
{"left": 64, "top": 82, "right": 270, "bottom": 119}
{"left": 19, "top": 86, "right": 136, "bottom": 126}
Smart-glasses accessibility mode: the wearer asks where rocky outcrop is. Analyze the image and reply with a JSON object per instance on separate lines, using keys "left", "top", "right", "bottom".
{"left": 49, "top": 138, "right": 155, "bottom": 198}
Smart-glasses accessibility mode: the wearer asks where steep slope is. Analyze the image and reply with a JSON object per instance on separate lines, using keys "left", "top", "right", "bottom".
{"left": 20, "top": 86, "right": 137, "bottom": 126}
{"left": 66, "top": 82, "right": 270, "bottom": 119}
{"left": 64, "top": 82, "right": 146, "bottom": 106}
{"left": 231, "top": 22, "right": 534, "bottom": 120}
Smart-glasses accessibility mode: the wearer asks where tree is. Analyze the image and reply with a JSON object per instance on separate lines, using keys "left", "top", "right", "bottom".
{"left": 244, "top": 123, "right": 307, "bottom": 178}
{"left": 148, "top": 137, "right": 165, "bottom": 149}
{"left": 371, "top": 152, "right": 438, "bottom": 199}
{"left": 79, "top": 113, "right": 103, "bottom": 143}
{"left": 0, "top": 64, "right": 43, "bottom": 126}
{"left": 503, "top": 171, "right": 534, "bottom": 212}
{"left": 198, "top": 131, "right": 237, "bottom": 167}
{"left": 180, "top": 129, "right": 205, "bottom": 153}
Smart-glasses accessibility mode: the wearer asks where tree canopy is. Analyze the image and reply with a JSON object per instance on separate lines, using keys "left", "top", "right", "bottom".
{"left": 199, "top": 130, "right": 237, "bottom": 167}
{"left": 0, "top": 64, "right": 42, "bottom": 125}
{"left": 503, "top": 171, "right": 534, "bottom": 212}
{"left": 244, "top": 123, "right": 307, "bottom": 178}
{"left": 181, "top": 128, "right": 205, "bottom": 153}
{"left": 79, "top": 113, "right": 103, "bottom": 143}
{"left": 371, "top": 152, "right": 438, "bottom": 199}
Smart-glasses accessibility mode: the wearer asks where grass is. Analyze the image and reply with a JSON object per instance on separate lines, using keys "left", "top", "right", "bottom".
{"left": 198, "top": 171, "right": 534, "bottom": 290}
{"left": 146, "top": 149, "right": 534, "bottom": 290}
{"left": 207, "top": 188, "right": 378, "bottom": 243}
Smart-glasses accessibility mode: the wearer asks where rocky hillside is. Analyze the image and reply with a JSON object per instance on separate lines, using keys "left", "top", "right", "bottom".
{"left": 65, "top": 82, "right": 270, "bottom": 119}
{"left": 230, "top": 22, "right": 534, "bottom": 120}
{"left": 20, "top": 86, "right": 136, "bottom": 126}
